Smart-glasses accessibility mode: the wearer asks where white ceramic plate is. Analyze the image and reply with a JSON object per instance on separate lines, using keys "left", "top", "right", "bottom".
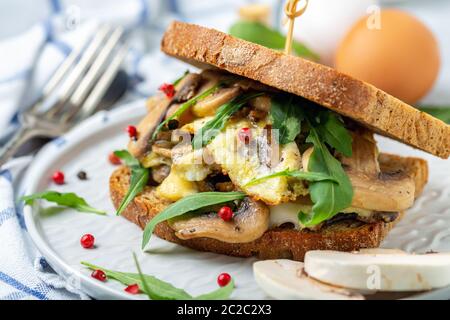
{"left": 22, "top": 100, "right": 450, "bottom": 300}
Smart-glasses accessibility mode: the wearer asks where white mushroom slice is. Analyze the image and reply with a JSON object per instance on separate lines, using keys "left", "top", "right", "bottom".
{"left": 169, "top": 198, "right": 269, "bottom": 243}
{"left": 342, "top": 129, "right": 380, "bottom": 175}
{"left": 302, "top": 130, "right": 415, "bottom": 212}
{"left": 344, "top": 130, "right": 415, "bottom": 212}
{"left": 128, "top": 73, "right": 201, "bottom": 159}
{"left": 253, "top": 260, "right": 364, "bottom": 300}
{"left": 145, "top": 95, "right": 164, "bottom": 112}
{"left": 151, "top": 145, "right": 172, "bottom": 158}
{"left": 349, "top": 173, "right": 415, "bottom": 211}
{"left": 305, "top": 250, "right": 450, "bottom": 292}
{"left": 192, "top": 87, "right": 240, "bottom": 117}
{"left": 128, "top": 99, "right": 170, "bottom": 159}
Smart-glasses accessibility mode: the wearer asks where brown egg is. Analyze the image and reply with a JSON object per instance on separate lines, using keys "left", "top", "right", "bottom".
{"left": 335, "top": 9, "right": 440, "bottom": 104}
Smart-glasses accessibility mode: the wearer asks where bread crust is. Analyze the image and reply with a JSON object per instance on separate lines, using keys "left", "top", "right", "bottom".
{"left": 161, "top": 21, "right": 450, "bottom": 159}
{"left": 110, "top": 154, "right": 428, "bottom": 261}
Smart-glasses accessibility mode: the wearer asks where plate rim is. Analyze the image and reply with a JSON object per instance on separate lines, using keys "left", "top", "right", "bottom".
{"left": 23, "top": 100, "right": 147, "bottom": 300}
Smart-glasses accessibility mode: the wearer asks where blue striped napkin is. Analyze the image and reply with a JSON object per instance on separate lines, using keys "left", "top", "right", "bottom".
{"left": 0, "top": 0, "right": 278, "bottom": 300}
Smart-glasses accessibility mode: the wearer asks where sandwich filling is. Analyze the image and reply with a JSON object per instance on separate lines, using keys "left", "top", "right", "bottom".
{"left": 127, "top": 70, "right": 416, "bottom": 244}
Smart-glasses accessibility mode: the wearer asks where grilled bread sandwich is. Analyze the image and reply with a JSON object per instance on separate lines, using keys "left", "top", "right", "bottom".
{"left": 110, "top": 21, "right": 448, "bottom": 261}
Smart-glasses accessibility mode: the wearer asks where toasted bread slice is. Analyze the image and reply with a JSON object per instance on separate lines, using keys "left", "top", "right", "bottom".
{"left": 110, "top": 154, "right": 428, "bottom": 261}
{"left": 161, "top": 21, "right": 450, "bottom": 159}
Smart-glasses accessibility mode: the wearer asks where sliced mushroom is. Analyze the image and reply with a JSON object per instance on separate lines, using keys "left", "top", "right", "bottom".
{"left": 196, "top": 180, "right": 215, "bottom": 192}
{"left": 154, "top": 130, "right": 172, "bottom": 142}
{"left": 171, "top": 142, "right": 196, "bottom": 159}
{"left": 248, "top": 109, "right": 267, "bottom": 123}
{"left": 164, "top": 73, "right": 204, "bottom": 125}
{"left": 215, "top": 181, "right": 235, "bottom": 192}
{"left": 200, "top": 69, "right": 275, "bottom": 92}
{"left": 145, "top": 95, "right": 164, "bottom": 112}
{"left": 249, "top": 95, "right": 271, "bottom": 112}
{"left": 169, "top": 198, "right": 270, "bottom": 243}
{"left": 343, "top": 129, "right": 415, "bottom": 212}
{"left": 233, "top": 77, "right": 276, "bottom": 92}
{"left": 173, "top": 73, "right": 202, "bottom": 102}
{"left": 341, "top": 129, "right": 380, "bottom": 175}
{"left": 356, "top": 211, "right": 399, "bottom": 224}
{"left": 302, "top": 128, "right": 415, "bottom": 212}
{"left": 173, "top": 74, "right": 202, "bottom": 103}
{"left": 149, "top": 143, "right": 214, "bottom": 181}
{"left": 254, "top": 260, "right": 364, "bottom": 300}
{"left": 128, "top": 73, "right": 201, "bottom": 159}
{"left": 192, "top": 87, "right": 240, "bottom": 117}
{"left": 197, "top": 71, "right": 223, "bottom": 95}
{"left": 348, "top": 173, "right": 414, "bottom": 212}
{"left": 151, "top": 144, "right": 172, "bottom": 158}
{"left": 151, "top": 165, "right": 171, "bottom": 184}
{"left": 165, "top": 103, "right": 195, "bottom": 126}
{"left": 128, "top": 98, "right": 170, "bottom": 159}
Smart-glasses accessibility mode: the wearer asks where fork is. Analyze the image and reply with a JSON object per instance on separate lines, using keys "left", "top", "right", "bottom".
{"left": 0, "top": 25, "right": 128, "bottom": 167}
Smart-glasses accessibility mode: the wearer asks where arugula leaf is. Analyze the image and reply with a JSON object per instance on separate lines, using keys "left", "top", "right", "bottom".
{"left": 270, "top": 94, "right": 304, "bottom": 145}
{"left": 114, "top": 150, "right": 140, "bottom": 167}
{"left": 192, "top": 92, "right": 264, "bottom": 149}
{"left": 114, "top": 150, "right": 149, "bottom": 216}
{"left": 229, "top": 21, "right": 319, "bottom": 61}
{"left": 195, "top": 279, "right": 235, "bottom": 300}
{"left": 142, "top": 191, "right": 246, "bottom": 249}
{"left": 418, "top": 106, "right": 450, "bottom": 124}
{"left": 81, "top": 260, "right": 235, "bottom": 300}
{"left": 316, "top": 112, "right": 353, "bottom": 157}
{"left": 132, "top": 253, "right": 153, "bottom": 299}
{"left": 81, "top": 261, "right": 191, "bottom": 300}
{"left": 244, "top": 169, "right": 337, "bottom": 187}
{"left": 301, "top": 119, "right": 353, "bottom": 226}
{"left": 151, "top": 83, "right": 223, "bottom": 142}
{"left": 21, "top": 191, "right": 106, "bottom": 215}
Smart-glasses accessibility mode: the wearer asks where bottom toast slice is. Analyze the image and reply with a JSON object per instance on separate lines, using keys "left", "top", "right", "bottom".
{"left": 110, "top": 153, "right": 428, "bottom": 261}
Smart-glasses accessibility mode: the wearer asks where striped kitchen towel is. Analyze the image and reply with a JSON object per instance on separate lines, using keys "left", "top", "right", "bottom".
{"left": 0, "top": 0, "right": 276, "bottom": 300}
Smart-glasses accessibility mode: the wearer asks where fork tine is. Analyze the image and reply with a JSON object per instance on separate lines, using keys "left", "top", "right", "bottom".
{"left": 61, "top": 27, "right": 124, "bottom": 121}
{"left": 74, "top": 43, "right": 129, "bottom": 121}
{"left": 29, "top": 26, "right": 110, "bottom": 113}
{"left": 45, "top": 25, "right": 113, "bottom": 117}
{"left": 30, "top": 44, "right": 80, "bottom": 113}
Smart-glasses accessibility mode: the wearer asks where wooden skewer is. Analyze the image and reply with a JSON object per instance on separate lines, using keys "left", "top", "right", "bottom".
{"left": 284, "top": 0, "right": 309, "bottom": 55}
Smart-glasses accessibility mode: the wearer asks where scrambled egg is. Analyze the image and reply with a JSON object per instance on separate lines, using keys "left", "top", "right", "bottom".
{"left": 207, "top": 119, "right": 307, "bottom": 205}
{"left": 155, "top": 116, "right": 309, "bottom": 205}
{"left": 180, "top": 117, "right": 213, "bottom": 134}
{"left": 141, "top": 151, "right": 171, "bottom": 168}
{"left": 156, "top": 168, "right": 198, "bottom": 201}
{"left": 172, "top": 148, "right": 212, "bottom": 181}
